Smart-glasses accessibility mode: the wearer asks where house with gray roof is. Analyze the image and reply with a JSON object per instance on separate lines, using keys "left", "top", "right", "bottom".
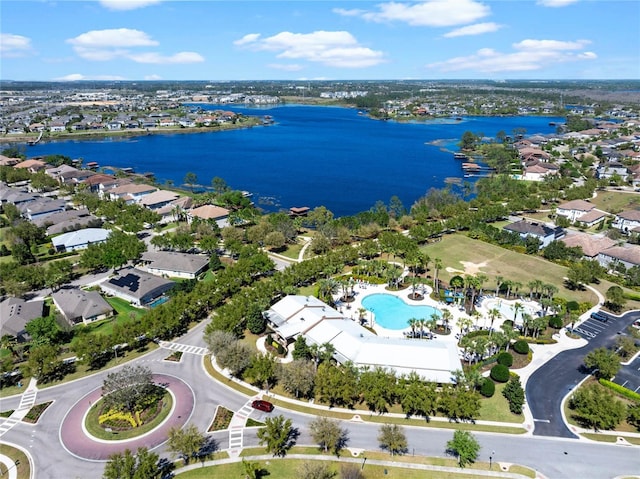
{"left": 19, "top": 198, "right": 66, "bottom": 221}
{"left": 100, "top": 267, "right": 174, "bottom": 307}
{"left": 140, "top": 251, "right": 209, "bottom": 279}
{"left": 52, "top": 228, "right": 110, "bottom": 252}
{"left": 0, "top": 297, "right": 45, "bottom": 342}
{"left": 51, "top": 288, "right": 114, "bottom": 325}
{"left": 503, "top": 220, "right": 563, "bottom": 249}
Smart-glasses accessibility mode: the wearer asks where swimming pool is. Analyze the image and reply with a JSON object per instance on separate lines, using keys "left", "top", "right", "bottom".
{"left": 484, "top": 299, "right": 538, "bottom": 324}
{"left": 361, "top": 293, "right": 442, "bottom": 330}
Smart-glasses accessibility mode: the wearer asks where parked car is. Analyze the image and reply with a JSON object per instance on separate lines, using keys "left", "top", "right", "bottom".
{"left": 251, "top": 399, "right": 274, "bottom": 412}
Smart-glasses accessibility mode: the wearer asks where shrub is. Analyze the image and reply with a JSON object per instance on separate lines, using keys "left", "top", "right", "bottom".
{"left": 465, "top": 330, "right": 490, "bottom": 339}
{"left": 503, "top": 376, "right": 525, "bottom": 414}
{"left": 490, "top": 364, "right": 510, "bottom": 383}
{"left": 599, "top": 379, "right": 640, "bottom": 402}
{"left": 513, "top": 339, "right": 529, "bottom": 355}
{"left": 497, "top": 352, "right": 513, "bottom": 367}
{"left": 548, "top": 316, "right": 564, "bottom": 329}
{"left": 479, "top": 378, "right": 495, "bottom": 397}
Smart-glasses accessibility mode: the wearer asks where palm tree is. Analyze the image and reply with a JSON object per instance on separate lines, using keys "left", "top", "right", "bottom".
{"left": 521, "top": 313, "right": 533, "bottom": 337}
{"left": 357, "top": 307, "right": 367, "bottom": 325}
{"left": 456, "top": 316, "right": 473, "bottom": 335}
{"left": 441, "top": 309, "right": 453, "bottom": 333}
{"left": 407, "top": 318, "right": 418, "bottom": 338}
{"left": 512, "top": 302, "right": 524, "bottom": 325}
{"left": 417, "top": 318, "right": 427, "bottom": 338}
{"left": 500, "top": 323, "right": 519, "bottom": 352}
{"left": 488, "top": 308, "right": 500, "bottom": 335}
{"left": 427, "top": 315, "right": 438, "bottom": 335}
{"left": 512, "top": 281, "right": 523, "bottom": 299}
{"left": 494, "top": 275, "right": 504, "bottom": 297}
{"left": 433, "top": 258, "right": 443, "bottom": 294}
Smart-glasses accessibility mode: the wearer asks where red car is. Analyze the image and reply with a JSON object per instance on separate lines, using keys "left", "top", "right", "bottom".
{"left": 251, "top": 399, "right": 274, "bottom": 412}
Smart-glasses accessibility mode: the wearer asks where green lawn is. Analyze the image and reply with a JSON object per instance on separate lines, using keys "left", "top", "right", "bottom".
{"left": 177, "top": 449, "right": 536, "bottom": 479}
{"left": 423, "top": 234, "right": 599, "bottom": 304}
{"left": 479, "top": 383, "right": 524, "bottom": 424}
{"left": 0, "top": 444, "right": 30, "bottom": 479}
{"left": 589, "top": 190, "right": 640, "bottom": 214}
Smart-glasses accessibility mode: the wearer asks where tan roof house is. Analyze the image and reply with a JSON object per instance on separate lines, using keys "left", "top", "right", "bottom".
{"left": 187, "top": 204, "right": 230, "bottom": 228}
{"left": 556, "top": 199, "right": 596, "bottom": 223}
{"left": 14, "top": 159, "right": 46, "bottom": 173}
{"left": 613, "top": 210, "right": 640, "bottom": 233}
{"left": 560, "top": 231, "right": 616, "bottom": 259}
{"left": 598, "top": 245, "right": 640, "bottom": 271}
{"left": 108, "top": 184, "right": 157, "bottom": 203}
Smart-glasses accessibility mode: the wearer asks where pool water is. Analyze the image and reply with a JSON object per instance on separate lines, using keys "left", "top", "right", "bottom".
{"left": 361, "top": 293, "right": 442, "bottom": 330}
{"left": 148, "top": 296, "right": 170, "bottom": 308}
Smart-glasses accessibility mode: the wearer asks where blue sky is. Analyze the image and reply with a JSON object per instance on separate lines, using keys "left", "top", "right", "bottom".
{"left": 1, "top": 0, "right": 639, "bottom": 81}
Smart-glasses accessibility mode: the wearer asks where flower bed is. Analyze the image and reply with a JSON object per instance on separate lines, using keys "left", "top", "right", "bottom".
{"left": 23, "top": 401, "right": 52, "bottom": 424}
{"left": 208, "top": 406, "right": 233, "bottom": 432}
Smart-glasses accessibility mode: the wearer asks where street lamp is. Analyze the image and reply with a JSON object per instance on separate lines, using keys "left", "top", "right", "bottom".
{"left": 361, "top": 456, "right": 367, "bottom": 470}
{"left": 490, "top": 450, "right": 495, "bottom": 469}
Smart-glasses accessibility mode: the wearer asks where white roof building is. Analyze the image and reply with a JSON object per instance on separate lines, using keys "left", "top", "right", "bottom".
{"left": 265, "top": 295, "right": 462, "bottom": 383}
{"left": 52, "top": 228, "right": 110, "bottom": 252}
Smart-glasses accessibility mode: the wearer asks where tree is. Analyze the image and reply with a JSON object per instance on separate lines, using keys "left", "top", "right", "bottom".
{"left": 25, "top": 315, "right": 61, "bottom": 345}
{"left": 101, "top": 365, "right": 159, "bottom": 415}
{"left": 569, "top": 384, "right": 626, "bottom": 431}
{"left": 257, "top": 415, "right": 297, "bottom": 456}
{"left": 502, "top": 376, "right": 525, "bottom": 414}
{"left": 246, "top": 352, "right": 278, "bottom": 391}
{"left": 184, "top": 172, "right": 198, "bottom": 192}
{"left": 279, "top": 359, "right": 315, "bottom": 398}
{"left": 309, "top": 417, "right": 348, "bottom": 455}
{"left": 292, "top": 335, "right": 311, "bottom": 360}
{"left": 246, "top": 304, "right": 267, "bottom": 334}
{"left": 216, "top": 341, "right": 253, "bottom": 377}
{"left": 584, "top": 347, "right": 621, "bottom": 380}
{"left": 446, "top": 430, "right": 480, "bottom": 468}
{"left": 102, "top": 447, "right": 162, "bottom": 479}
{"left": 377, "top": 423, "right": 407, "bottom": 456}
{"left": 296, "top": 461, "right": 336, "bottom": 479}
{"left": 166, "top": 424, "right": 206, "bottom": 465}
{"left": 605, "top": 285, "right": 626, "bottom": 312}
{"left": 22, "top": 343, "right": 62, "bottom": 382}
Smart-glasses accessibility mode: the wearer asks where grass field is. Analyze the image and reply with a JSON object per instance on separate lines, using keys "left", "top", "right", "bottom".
{"left": 177, "top": 448, "right": 536, "bottom": 479}
{"left": 422, "top": 234, "right": 598, "bottom": 304}
{"left": 589, "top": 190, "right": 640, "bottom": 214}
{"left": 0, "top": 444, "right": 30, "bottom": 479}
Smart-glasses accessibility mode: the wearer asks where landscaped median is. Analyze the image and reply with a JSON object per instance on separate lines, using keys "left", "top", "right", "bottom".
{"left": 202, "top": 355, "right": 527, "bottom": 435}
{"left": 172, "top": 446, "right": 537, "bottom": 478}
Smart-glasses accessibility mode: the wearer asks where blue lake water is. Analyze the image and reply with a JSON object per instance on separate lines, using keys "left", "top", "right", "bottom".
{"left": 23, "top": 105, "right": 564, "bottom": 217}
{"left": 361, "top": 293, "right": 442, "bottom": 330}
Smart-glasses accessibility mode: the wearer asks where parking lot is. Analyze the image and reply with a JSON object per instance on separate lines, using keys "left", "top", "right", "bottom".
{"left": 572, "top": 312, "right": 620, "bottom": 340}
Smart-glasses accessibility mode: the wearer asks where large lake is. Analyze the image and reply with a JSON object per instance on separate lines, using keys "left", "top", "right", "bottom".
{"left": 24, "top": 105, "right": 564, "bottom": 217}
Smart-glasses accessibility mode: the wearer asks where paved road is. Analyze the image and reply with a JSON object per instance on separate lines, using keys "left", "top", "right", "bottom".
{"left": 2, "top": 316, "right": 640, "bottom": 478}
{"left": 527, "top": 310, "right": 640, "bottom": 437}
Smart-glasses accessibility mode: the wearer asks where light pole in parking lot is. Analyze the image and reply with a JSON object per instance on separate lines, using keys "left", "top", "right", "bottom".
{"left": 490, "top": 451, "right": 495, "bottom": 469}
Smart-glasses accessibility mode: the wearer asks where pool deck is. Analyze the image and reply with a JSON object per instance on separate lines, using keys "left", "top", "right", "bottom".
{"left": 334, "top": 281, "right": 462, "bottom": 342}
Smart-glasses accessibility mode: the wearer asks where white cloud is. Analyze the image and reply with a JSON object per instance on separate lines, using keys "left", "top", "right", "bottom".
{"left": 234, "top": 33, "right": 261, "bottom": 46}
{"left": 66, "top": 28, "right": 203, "bottom": 64}
{"left": 235, "top": 30, "right": 385, "bottom": 68}
{"left": 443, "top": 22, "right": 502, "bottom": 38}
{"left": 68, "top": 28, "right": 158, "bottom": 48}
{"left": 54, "top": 73, "right": 126, "bottom": 81}
{"left": 268, "top": 63, "right": 304, "bottom": 72}
{"left": 144, "top": 74, "right": 162, "bottom": 80}
{"left": 99, "top": 0, "right": 162, "bottom": 11}
{"left": 334, "top": 0, "right": 490, "bottom": 27}
{"left": 428, "top": 38, "right": 597, "bottom": 73}
{"left": 537, "top": 0, "right": 579, "bottom": 7}
{"left": 128, "top": 51, "right": 204, "bottom": 64}
{"left": 1, "top": 33, "right": 33, "bottom": 58}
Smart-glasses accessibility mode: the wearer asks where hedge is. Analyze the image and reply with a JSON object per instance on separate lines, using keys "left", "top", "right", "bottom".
{"left": 549, "top": 316, "right": 564, "bottom": 329}
{"left": 599, "top": 379, "right": 640, "bottom": 402}
{"left": 490, "top": 364, "right": 510, "bottom": 383}
{"left": 464, "top": 330, "right": 490, "bottom": 339}
{"left": 497, "top": 352, "right": 513, "bottom": 367}
{"left": 513, "top": 339, "right": 530, "bottom": 355}
{"left": 480, "top": 378, "right": 495, "bottom": 397}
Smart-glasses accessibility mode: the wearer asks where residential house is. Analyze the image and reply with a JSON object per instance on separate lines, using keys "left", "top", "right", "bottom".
{"left": 598, "top": 245, "right": 640, "bottom": 271}
{"left": 613, "top": 210, "right": 640, "bottom": 234}
{"left": 139, "top": 190, "right": 180, "bottom": 210}
{"left": 108, "top": 184, "right": 157, "bottom": 204}
{"left": 561, "top": 231, "right": 616, "bottom": 260}
{"left": 155, "top": 196, "right": 193, "bottom": 224}
{"left": 187, "top": 204, "right": 230, "bottom": 228}
{"left": 522, "top": 163, "right": 560, "bottom": 182}
{"left": 596, "top": 161, "right": 629, "bottom": 180}
{"left": 51, "top": 288, "right": 114, "bottom": 326}
{"left": 140, "top": 251, "right": 209, "bottom": 279}
{"left": 14, "top": 159, "right": 46, "bottom": 173}
{"left": 20, "top": 198, "right": 66, "bottom": 221}
{"left": 33, "top": 207, "right": 99, "bottom": 235}
{"left": 100, "top": 267, "right": 175, "bottom": 307}
{"left": 0, "top": 155, "right": 21, "bottom": 167}
{"left": 556, "top": 199, "right": 597, "bottom": 223}
{"left": 503, "top": 220, "right": 563, "bottom": 249}
{"left": 52, "top": 228, "right": 110, "bottom": 252}
{"left": 49, "top": 121, "right": 66, "bottom": 132}
{"left": 0, "top": 297, "right": 45, "bottom": 342}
